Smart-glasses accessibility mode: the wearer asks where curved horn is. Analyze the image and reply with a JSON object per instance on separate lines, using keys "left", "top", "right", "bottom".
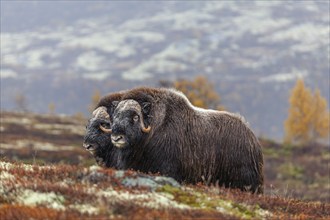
{"left": 141, "top": 125, "right": 151, "bottom": 133}
{"left": 139, "top": 115, "right": 151, "bottom": 133}
{"left": 93, "top": 107, "right": 112, "bottom": 133}
{"left": 99, "top": 125, "right": 112, "bottom": 133}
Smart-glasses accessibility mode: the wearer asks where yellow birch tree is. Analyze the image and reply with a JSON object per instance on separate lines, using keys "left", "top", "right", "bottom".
{"left": 174, "top": 75, "right": 224, "bottom": 110}
{"left": 285, "top": 79, "right": 330, "bottom": 145}
{"left": 311, "top": 89, "right": 330, "bottom": 141}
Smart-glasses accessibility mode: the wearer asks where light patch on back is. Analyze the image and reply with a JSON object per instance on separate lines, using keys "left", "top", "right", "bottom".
{"left": 168, "top": 88, "right": 221, "bottom": 114}
{"left": 220, "top": 111, "right": 249, "bottom": 126}
{"left": 168, "top": 88, "right": 249, "bottom": 126}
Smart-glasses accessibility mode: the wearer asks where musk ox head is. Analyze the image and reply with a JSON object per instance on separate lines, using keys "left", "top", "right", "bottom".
{"left": 109, "top": 99, "right": 151, "bottom": 149}
{"left": 83, "top": 106, "right": 112, "bottom": 154}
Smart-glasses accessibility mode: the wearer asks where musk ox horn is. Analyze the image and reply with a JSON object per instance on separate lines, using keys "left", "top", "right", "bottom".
{"left": 141, "top": 125, "right": 151, "bottom": 133}
{"left": 99, "top": 125, "right": 112, "bottom": 133}
{"left": 139, "top": 115, "right": 151, "bottom": 133}
{"left": 93, "top": 106, "right": 112, "bottom": 133}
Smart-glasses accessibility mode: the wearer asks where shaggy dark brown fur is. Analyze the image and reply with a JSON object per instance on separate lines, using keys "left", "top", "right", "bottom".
{"left": 84, "top": 87, "right": 264, "bottom": 193}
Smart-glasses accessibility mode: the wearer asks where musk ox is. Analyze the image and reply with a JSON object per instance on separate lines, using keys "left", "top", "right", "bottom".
{"left": 83, "top": 87, "right": 264, "bottom": 193}
{"left": 83, "top": 92, "right": 124, "bottom": 168}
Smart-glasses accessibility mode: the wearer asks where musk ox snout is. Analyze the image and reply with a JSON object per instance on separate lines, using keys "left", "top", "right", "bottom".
{"left": 111, "top": 134, "right": 127, "bottom": 148}
{"left": 110, "top": 120, "right": 134, "bottom": 149}
{"left": 83, "top": 142, "right": 99, "bottom": 154}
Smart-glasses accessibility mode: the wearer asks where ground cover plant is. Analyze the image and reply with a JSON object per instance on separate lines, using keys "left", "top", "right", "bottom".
{"left": 1, "top": 161, "right": 329, "bottom": 219}
{"left": 0, "top": 111, "right": 329, "bottom": 219}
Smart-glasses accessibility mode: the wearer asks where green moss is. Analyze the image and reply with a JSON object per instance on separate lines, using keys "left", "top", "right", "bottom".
{"left": 281, "top": 144, "right": 293, "bottom": 156}
{"left": 157, "top": 185, "right": 270, "bottom": 219}
{"left": 158, "top": 185, "right": 200, "bottom": 207}
{"left": 263, "top": 144, "right": 292, "bottom": 158}
{"left": 278, "top": 163, "right": 304, "bottom": 180}
{"left": 19, "top": 158, "right": 47, "bottom": 166}
{"left": 158, "top": 185, "right": 215, "bottom": 208}
{"left": 231, "top": 202, "right": 255, "bottom": 218}
{"left": 263, "top": 147, "right": 280, "bottom": 158}
{"left": 79, "top": 158, "right": 97, "bottom": 167}
{"left": 321, "top": 151, "right": 330, "bottom": 160}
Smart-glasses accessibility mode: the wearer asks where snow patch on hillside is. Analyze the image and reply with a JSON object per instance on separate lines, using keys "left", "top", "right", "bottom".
{"left": 259, "top": 69, "right": 308, "bottom": 83}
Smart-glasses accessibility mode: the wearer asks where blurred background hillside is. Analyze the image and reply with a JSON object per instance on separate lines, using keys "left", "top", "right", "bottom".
{"left": 1, "top": 1, "right": 329, "bottom": 141}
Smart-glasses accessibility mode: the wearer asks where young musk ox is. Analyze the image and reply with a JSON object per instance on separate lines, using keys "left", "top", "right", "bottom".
{"left": 83, "top": 87, "right": 264, "bottom": 193}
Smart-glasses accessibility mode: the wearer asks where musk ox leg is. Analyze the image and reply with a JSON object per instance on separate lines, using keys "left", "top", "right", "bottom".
{"left": 233, "top": 167, "right": 263, "bottom": 194}
{"left": 214, "top": 166, "right": 263, "bottom": 194}
{"left": 149, "top": 157, "right": 184, "bottom": 183}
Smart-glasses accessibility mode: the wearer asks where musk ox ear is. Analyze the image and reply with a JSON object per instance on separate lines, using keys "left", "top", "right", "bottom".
{"left": 112, "top": 101, "right": 119, "bottom": 107}
{"left": 105, "top": 101, "right": 119, "bottom": 120}
{"left": 110, "top": 101, "right": 119, "bottom": 112}
{"left": 142, "top": 102, "right": 151, "bottom": 115}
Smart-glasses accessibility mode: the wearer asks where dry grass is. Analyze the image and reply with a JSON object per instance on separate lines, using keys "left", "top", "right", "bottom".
{"left": 0, "top": 111, "right": 329, "bottom": 219}
{"left": 0, "top": 160, "right": 329, "bottom": 219}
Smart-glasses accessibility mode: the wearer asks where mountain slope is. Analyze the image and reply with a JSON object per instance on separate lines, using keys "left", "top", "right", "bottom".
{"left": 1, "top": 1, "right": 329, "bottom": 140}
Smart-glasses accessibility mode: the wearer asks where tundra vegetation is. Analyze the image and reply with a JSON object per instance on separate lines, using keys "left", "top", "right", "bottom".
{"left": 0, "top": 113, "right": 329, "bottom": 219}
{"left": 1, "top": 159, "right": 328, "bottom": 220}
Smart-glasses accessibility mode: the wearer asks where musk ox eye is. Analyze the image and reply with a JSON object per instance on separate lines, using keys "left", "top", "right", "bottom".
{"left": 100, "top": 122, "right": 110, "bottom": 129}
{"left": 133, "top": 115, "right": 139, "bottom": 122}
